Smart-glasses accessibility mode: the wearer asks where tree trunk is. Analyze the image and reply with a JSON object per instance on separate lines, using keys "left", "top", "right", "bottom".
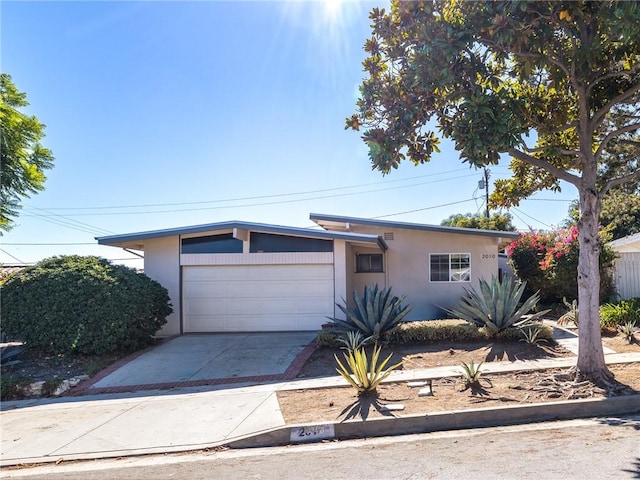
{"left": 575, "top": 187, "right": 612, "bottom": 382}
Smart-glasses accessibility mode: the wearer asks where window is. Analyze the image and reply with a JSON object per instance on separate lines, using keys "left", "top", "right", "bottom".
{"left": 249, "top": 233, "right": 333, "bottom": 253}
{"left": 430, "top": 253, "right": 470, "bottom": 282}
{"left": 181, "top": 234, "right": 243, "bottom": 254}
{"left": 356, "top": 253, "right": 383, "bottom": 273}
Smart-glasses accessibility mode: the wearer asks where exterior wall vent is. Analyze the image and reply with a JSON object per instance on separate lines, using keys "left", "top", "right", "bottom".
{"left": 383, "top": 232, "right": 394, "bottom": 241}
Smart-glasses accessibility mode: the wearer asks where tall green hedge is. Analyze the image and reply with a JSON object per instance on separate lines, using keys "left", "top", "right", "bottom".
{"left": 1, "top": 255, "right": 172, "bottom": 355}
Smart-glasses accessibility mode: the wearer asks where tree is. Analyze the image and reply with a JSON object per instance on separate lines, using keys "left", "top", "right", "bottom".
{"left": 0, "top": 73, "right": 54, "bottom": 232}
{"left": 441, "top": 212, "right": 516, "bottom": 231}
{"left": 566, "top": 191, "right": 640, "bottom": 240}
{"left": 346, "top": 1, "right": 640, "bottom": 382}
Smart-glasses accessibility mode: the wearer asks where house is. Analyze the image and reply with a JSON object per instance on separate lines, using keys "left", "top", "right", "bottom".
{"left": 609, "top": 233, "right": 640, "bottom": 299}
{"left": 96, "top": 213, "right": 517, "bottom": 336}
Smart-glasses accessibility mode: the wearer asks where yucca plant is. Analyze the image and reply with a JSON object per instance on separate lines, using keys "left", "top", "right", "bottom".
{"left": 328, "top": 284, "right": 412, "bottom": 343}
{"left": 447, "top": 276, "right": 548, "bottom": 335}
{"left": 334, "top": 344, "right": 402, "bottom": 396}
{"left": 519, "top": 325, "right": 548, "bottom": 346}
{"left": 618, "top": 320, "right": 637, "bottom": 344}
{"left": 459, "top": 360, "right": 484, "bottom": 389}
{"left": 336, "top": 330, "right": 368, "bottom": 351}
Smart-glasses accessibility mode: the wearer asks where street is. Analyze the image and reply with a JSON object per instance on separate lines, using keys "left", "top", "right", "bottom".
{"left": 3, "top": 416, "right": 639, "bottom": 480}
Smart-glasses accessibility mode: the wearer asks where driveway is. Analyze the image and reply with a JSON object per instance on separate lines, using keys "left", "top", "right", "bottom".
{"left": 84, "top": 332, "right": 317, "bottom": 392}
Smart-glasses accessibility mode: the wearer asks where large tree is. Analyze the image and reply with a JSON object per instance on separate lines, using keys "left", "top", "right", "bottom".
{"left": 441, "top": 212, "right": 516, "bottom": 231}
{"left": 347, "top": 1, "right": 640, "bottom": 382}
{"left": 0, "top": 73, "right": 54, "bottom": 232}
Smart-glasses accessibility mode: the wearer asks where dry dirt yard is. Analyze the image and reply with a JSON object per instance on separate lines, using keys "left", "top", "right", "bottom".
{"left": 278, "top": 333, "right": 640, "bottom": 424}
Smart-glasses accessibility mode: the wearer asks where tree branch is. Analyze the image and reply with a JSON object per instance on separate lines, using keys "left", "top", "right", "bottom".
{"left": 591, "top": 83, "right": 640, "bottom": 129}
{"left": 588, "top": 64, "right": 640, "bottom": 98}
{"left": 508, "top": 147, "right": 580, "bottom": 186}
{"left": 602, "top": 169, "right": 640, "bottom": 196}
{"left": 595, "top": 122, "right": 640, "bottom": 159}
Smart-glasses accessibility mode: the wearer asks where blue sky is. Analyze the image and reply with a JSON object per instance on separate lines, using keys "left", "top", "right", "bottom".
{"left": 1, "top": 0, "right": 576, "bottom": 268}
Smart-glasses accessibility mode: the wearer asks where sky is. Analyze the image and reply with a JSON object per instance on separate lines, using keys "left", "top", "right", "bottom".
{"left": 1, "top": 0, "right": 577, "bottom": 269}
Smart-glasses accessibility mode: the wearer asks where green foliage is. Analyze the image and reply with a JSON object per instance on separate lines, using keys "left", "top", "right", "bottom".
{"left": 506, "top": 228, "right": 616, "bottom": 304}
{"left": 334, "top": 344, "right": 402, "bottom": 396}
{"left": 519, "top": 325, "right": 549, "bottom": 346}
{"left": 1, "top": 255, "right": 172, "bottom": 355}
{"left": 386, "top": 320, "right": 484, "bottom": 345}
{"left": 0, "top": 376, "right": 25, "bottom": 401}
{"left": 0, "top": 73, "right": 54, "bottom": 232}
{"left": 336, "top": 330, "right": 367, "bottom": 351}
{"left": 600, "top": 298, "right": 640, "bottom": 329}
{"left": 618, "top": 321, "right": 637, "bottom": 344}
{"left": 566, "top": 191, "right": 640, "bottom": 241}
{"left": 440, "top": 212, "right": 516, "bottom": 231}
{"left": 459, "top": 360, "right": 484, "bottom": 389}
{"left": 328, "top": 284, "right": 412, "bottom": 343}
{"left": 317, "top": 319, "right": 553, "bottom": 348}
{"left": 447, "top": 276, "right": 548, "bottom": 335}
{"left": 347, "top": 0, "right": 640, "bottom": 373}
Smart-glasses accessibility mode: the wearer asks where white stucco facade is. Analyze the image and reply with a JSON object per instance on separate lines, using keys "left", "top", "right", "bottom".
{"left": 97, "top": 214, "right": 516, "bottom": 334}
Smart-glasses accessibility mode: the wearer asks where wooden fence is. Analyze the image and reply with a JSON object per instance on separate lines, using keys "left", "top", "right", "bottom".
{"left": 613, "top": 252, "right": 640, "bottom": 300}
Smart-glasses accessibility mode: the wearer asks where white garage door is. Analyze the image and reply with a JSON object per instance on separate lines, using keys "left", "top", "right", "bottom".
{"left": 182, "top": 265, "right": 335, "bottom": 332}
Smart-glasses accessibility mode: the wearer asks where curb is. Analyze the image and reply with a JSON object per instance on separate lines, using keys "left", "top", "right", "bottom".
{"left": 226, "top": 393, "right": 640, "bottom": 449}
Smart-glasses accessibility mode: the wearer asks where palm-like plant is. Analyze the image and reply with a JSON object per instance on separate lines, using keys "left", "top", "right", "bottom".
{"left": 328, "top": 284, "right": 412, "bottom": 343}
{"left": 447, "top": 276, "right": 548, "bottom": 335}
{"left": 334, "top": 344, "right": 402, "bottom": 396}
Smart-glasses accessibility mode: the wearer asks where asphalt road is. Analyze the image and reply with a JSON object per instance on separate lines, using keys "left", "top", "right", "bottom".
{"left": 4, "top": 415, "right": 640, "bottom": 480}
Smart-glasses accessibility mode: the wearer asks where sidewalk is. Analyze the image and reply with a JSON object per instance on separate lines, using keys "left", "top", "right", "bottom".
{"left": 2, "top": 329, "right": 639, "bottom": 467}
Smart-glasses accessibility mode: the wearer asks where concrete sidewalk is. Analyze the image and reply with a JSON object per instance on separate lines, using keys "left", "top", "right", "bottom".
{"left": 2, "top": 328, "right": 639, "bottom": 467}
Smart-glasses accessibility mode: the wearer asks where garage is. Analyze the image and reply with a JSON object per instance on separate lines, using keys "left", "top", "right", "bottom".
{"left": 182, "top": 264, "right": 335, "bottom": 332}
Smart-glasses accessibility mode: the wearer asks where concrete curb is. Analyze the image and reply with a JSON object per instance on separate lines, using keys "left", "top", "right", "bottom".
{"left": 226, "top": 393, "right": 640, "bottom": 449}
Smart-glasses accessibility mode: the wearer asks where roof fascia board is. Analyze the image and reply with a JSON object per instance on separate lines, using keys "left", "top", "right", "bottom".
{"left": 96, "top": 220, "right": 385, "bottom": 247}
{"left": 310, "top": 213, "right": 519, "bottom": 239}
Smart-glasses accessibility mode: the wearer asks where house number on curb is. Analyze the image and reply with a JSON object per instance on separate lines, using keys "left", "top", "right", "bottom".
{"left": 290, "top": 424, "right": 335, "bottom": 443}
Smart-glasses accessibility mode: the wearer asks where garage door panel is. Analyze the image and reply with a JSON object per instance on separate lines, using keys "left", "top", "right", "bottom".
{"left": 183, "top": 265, "right": 334, "bottom": 332}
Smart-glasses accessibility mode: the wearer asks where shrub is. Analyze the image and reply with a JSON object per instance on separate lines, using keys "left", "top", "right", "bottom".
{"left": 600, "top": 298, "right": 640, "bottom": 329}
{"left": 327, "top": 284, "right": 412, "bottom": 343}
{"left": 446, "top": 276, "right": 548, "bottom": 335}
{"left": 334, "top": 344, "right": 402, "bottom": 396}
{"left": 506, "top": 227, "right": 616, "bottom": 304}
{"left": 387, "top": 320, "right": 484, "bottom": 344}
{"left": 1, "top": 255, "right": 172, "bottom": 355}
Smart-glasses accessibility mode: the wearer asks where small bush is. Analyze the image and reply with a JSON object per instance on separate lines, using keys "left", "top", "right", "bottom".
{"left": 446, "top": 276, "right": 548, "bottom": 335}
{"left": 600, "top": 298, "right": 640, "bottom": 329}
{"left": 388, "top": 320, "right": 484, "bottom": 344}
{"left": 1, "top": 255, "right": 172, "bottom": 355}
{"left": 327, "top": 284, "right": 412, "bottom": 343}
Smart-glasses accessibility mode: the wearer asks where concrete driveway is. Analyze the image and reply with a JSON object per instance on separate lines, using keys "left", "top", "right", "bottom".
{"left": 84, "top": 332, "right": 317, "bottom": 393}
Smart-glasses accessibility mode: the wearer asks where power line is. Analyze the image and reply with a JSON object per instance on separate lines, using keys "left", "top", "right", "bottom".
{"left": 0, "top": 248, "right": 25, "bottom": 264}
{"left": 21, "top": 173, "right": 481, "bottom": 217}
{"left": 29, "top": 169, "right": 477, "bottom": 211}
{"left": 512, "top": 207, "right": 554, "bottom": 228}
{"left": 372, "top": 198, "right": 477, "bottom": 219}
{"left": 25, "top": 205, "right": 114, "bottom": 235}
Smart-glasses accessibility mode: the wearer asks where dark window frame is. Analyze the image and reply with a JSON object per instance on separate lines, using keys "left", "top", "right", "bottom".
{"left": 181, "top": 233, "right": 243, "bottom": 254}
{"left": 356, "top": 253, "right": 384, "bottom": 273}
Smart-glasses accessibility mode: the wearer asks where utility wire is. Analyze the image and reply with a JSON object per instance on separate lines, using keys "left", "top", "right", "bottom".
{"left": 31, "top": 168, "right": 483, "bottom": 211}
{"left": 372, "top": 198, "right": 477, "bottom": 219}
{"left": 0, "top": 248, "right": 25, "bottom": 264}
{"left": 25, "top": 205, "right": 114, "bottom": 235}
{"left": 21, "top": 173, "right": 481, "bottom": 218}
{"left": 512, "top": 207, "right": 554, "bottom": 229}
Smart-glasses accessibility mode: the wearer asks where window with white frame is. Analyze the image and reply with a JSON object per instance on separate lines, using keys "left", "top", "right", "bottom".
{"left": 430, "top": 253, "right": 470, "bottom": 282}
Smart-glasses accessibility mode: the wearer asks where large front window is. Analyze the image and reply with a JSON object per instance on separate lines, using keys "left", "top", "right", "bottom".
{"left": 430, "top": 253, "right": 470, "bottom": 282}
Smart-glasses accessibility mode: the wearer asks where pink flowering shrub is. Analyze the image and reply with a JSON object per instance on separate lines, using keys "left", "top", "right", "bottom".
{"left": 506, "top": 226, "right": 615, "bottom": 305}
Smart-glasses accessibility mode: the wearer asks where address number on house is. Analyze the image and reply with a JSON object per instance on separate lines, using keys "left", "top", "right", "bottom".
{"left": 290, "top": 424, "right": 335, "bottom": 443}
{"left": 481, "top": 254, "right": 496, "bottom": 259}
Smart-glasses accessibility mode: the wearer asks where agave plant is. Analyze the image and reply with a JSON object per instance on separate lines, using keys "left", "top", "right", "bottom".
{"left": 618, "top": 320, "right": 637, "bottom": 344}
{"left": 558, "top": 297, "right": 579, "bottom": 327}
{"left": 334, "top": 344, "right": 402, "bottom": 396}
{"left": 336, "top": 330, "right": 368, "bottom": 351}
{"left": 519, "top": 325, "right": 548, "bottom": 346}
{"left": 328, "top": 284, "right": 412, "bottom": 343}
{"left": 447, "top": 276, "right": 549, "bottom": 335}
{"left": 459, "top": 360, "right": 484, "bottom": 389}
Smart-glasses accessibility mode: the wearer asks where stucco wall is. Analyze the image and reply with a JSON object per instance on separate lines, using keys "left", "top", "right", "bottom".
{"left": 144, "top": 236, "right": 181, "bottom": 336}
{"left": 346, "top": 225, "right": 502, "bottom": 320}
